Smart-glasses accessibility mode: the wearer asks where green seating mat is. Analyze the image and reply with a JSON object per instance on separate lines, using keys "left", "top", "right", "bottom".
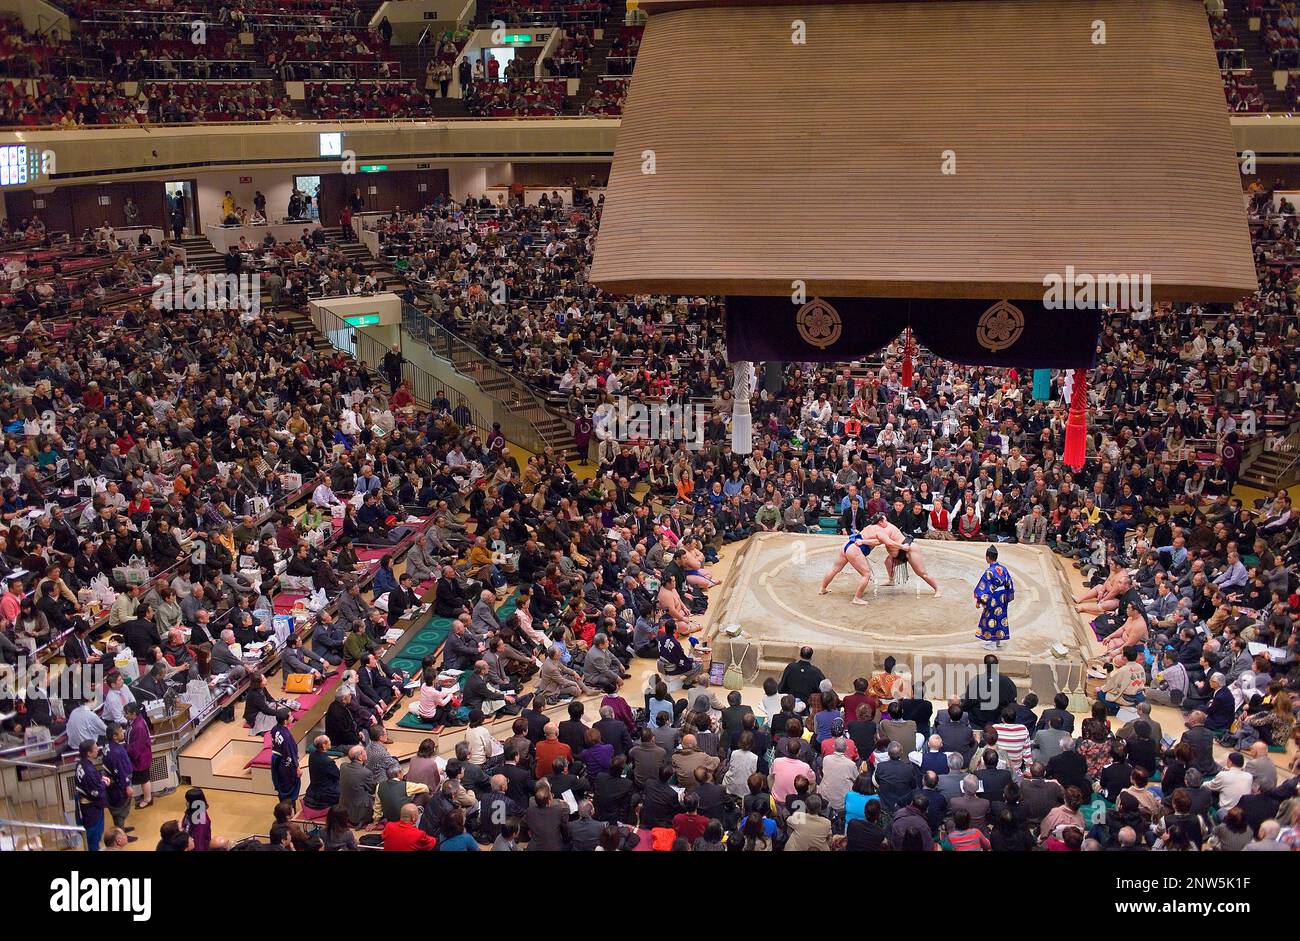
{"left": 385, "top": 591, "right": 519, "bottom": 677}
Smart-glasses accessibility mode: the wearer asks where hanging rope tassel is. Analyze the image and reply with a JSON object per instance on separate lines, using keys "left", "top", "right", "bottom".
{"left": 1063, "top": 367, "right": 1089, "bottom": 471}
{"left": 900, "top": 327, "right": 914, "bottom": 388}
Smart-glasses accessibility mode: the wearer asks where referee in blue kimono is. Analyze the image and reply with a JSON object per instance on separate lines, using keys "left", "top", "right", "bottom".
{"left": 270, "top": 709, "right": 301, "bottom": 808}
{"left": 74, "top": 739, "right": 109, "bottom": 851}
{"left": 974, "top": 546, "right": 1015, "bottom": 650}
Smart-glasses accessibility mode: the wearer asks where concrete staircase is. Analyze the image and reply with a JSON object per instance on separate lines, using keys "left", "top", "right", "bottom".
{"left": 175, "top": 235, "right": 224, "bottom": 272}
{"left": 278, "top": 307, "right": 334, "bottom": 354}
{"left": 568, "top": 28, "right": 616, "bottom": 112}
{"left": 318, "top": 225, "right": 394, "bottom": 279}
{"left": 432, "top": 327, "right": 577, "bottom": 456}
{"left": 533, "top": 412, "right": 577, "bottom": 454}
{"left": 1239, "top": 444, "right": 1300, "bottom": 491}
{"left": 1224, "top": 1, "right": 1290, "bottom": 111}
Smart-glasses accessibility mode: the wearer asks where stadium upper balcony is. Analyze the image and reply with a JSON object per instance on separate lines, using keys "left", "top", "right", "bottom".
{"left": 0, "top": 1, "right": 1263, "bottom": 127}
{"left": 476, "top": 0, "right": 613, "bottom": 29}
{"left": 581, "top": 75, "right": 628, "bottom": 115}
{"left": 465, "top": 77, "right": 566, "bottom": 117}
{"left": 0, "top": 14, "right": 106, "bottom": 81}
{"left": 604, "top": 23, "right": 641, "bottom": 76}
{"left": 301, "top": 80, "right": 429, "bottom": 120}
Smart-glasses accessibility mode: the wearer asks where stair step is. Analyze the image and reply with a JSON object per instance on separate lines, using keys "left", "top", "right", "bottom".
{"left": 1224, "top": 3, "right": 1288, "bottom": 111}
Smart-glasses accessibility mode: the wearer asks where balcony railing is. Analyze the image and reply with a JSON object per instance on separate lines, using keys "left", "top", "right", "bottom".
{"left": 0, "top": 818, "right": 86, "bottom": 851}
{"left": 402, "top": 301, "right": 560, "bottom": 454}
{"left": 306, "top": 299, "right": 491, "bottom": 437}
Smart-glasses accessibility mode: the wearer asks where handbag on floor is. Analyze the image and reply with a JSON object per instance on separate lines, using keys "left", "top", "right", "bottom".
{"left": 284, "top": 673, "right": 314, "bottom": 695}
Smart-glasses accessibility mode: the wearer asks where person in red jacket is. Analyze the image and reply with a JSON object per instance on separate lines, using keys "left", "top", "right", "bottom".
{"left": 82, "top": 381, "right": 105, "bottom": 411}
{"left": 383, "top": 804, "right": 436, "bottom": 850}
{"left": 928, "top": 502, "right": 954, "bottom": 540}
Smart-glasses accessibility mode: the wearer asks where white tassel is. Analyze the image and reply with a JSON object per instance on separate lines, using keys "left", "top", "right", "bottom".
{"left": 730, "top": 360, "right": 753, "bottom": 455}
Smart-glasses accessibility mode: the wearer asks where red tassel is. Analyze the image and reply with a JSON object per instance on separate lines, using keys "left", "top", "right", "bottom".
{"left": 901, "top": 328, "right": 914, "bottom": 388}
{"left": 1063, "top": 368, "right": 1088, "bottom": 471}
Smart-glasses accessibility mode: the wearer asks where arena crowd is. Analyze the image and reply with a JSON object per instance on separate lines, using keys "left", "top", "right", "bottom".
{"left": 1, "top": 169, "right": 1298, "bottom": 851}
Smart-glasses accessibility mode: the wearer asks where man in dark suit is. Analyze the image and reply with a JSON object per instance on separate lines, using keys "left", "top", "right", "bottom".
{"left": 479, "top": 769, "right": 526, "bottom": 842}
{"left": 909, "top": 770, "right": 948, "bottom": 835}
{"left": 312, "top": 613, "right": 347, "bottom": 665}
{"left": 962, "top": 655, "right": 1018, "bottom": 728}
{"left": 641, "top": 765, "right": 682, "bottom": 827}
{"left": 521, "top": 700, "right": 550, "bottom": 744}
{"left": 385, "top": 573, "right": 421, "bottom": 627}
{"left": 1236, "top": 784, "right": 1281, "bottom": 834}
{"left": 1046, "top": 737, "right": 1091, "bottom": 796}
{"left": 594, "top": 756, "right": 635, "bottom": 823}
{"left": 1183, "top": 770, "right": 1214, "bottom": 818}
{"left": 1173, "top": 627, "right": 1204, "bottom": 669}
{"left": 358, "top": 652, "right": 398, "bottom": 711}
{"left": 325, "top": 689, "right": 362, "bottom": 749}
{"left": 545, "top": 756, "right": 588, "bottom": 803}
{"left": 568, "top": 801, "right": 605, "bottom": 851}
{"left": 691, "top": 765, "right": 728, "bottom": 821}
{"left": 1179, "top": 711, "right": 1220, "bottom": 774}
{"left": 495, "top": 744, "right": 535, "bottom": 802}
{"left": 1012, "top": 694, "right": 1039, "bottom": 733}
{"left": 898, "top": 696, "right": 934, "bottom": 735}
{"left": 1204, "top": 673, "right": 1235, "bottom": 733}
{"left": 720, "top": 691, "right": 755, "bottom": 739}
{"left": 558, "top": 701, "right": 589, "bottom": 758}
{"left": 594, "top": 705, "right": 634, "bottom": 757}
{"left": 303, "top": 735, "right": 341, "bottom": 811}
{"left": 62, "top": 620, "right": 102, "bottom": 666}
{"left": 874, "top": 742, "right": 919, "bottom": 812}
{"left": 441, "top": 621, "right": 483, "bottom": 672}
{"left": 121, "top": 611, "right": 162, "bottom": 658}
{"left": 777, "top": 646, "right": 826, "bottom": 704}
{"left": 935, "top": 704, "right": 976, "bottom": 763}
{"left": 839, "top": 498, "right": 867, "bottom": 535}
{"left": 434, "top": 566, "right": 470, "bottom": 618}
{"left": 1096, "top": 740, "right": 1136, "bottom": 803}
{"left": 974, "top": 748, "right": 1013, "bottom": 800}
{"left": 1019, "top": 763, "right": 1065, "bottom": 826}
{"left": 131, "top": 661, "right": 171, "bottom": 702}
{"left": 1036, "top": 693, "right": 1076, "bottom": 734}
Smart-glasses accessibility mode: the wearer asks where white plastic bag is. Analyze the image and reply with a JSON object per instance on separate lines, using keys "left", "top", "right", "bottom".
{"left": 114, "top": 647, "right": 140, "bottom": 682}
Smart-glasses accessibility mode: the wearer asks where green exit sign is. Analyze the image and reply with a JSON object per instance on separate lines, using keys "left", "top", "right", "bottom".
{"left": 502, "top": 33, "right": 532, "bottom": 43}
{"left": 359, "top": 164, "right": 387, "bottom": 173}
{"left": 344, "top": 314, "right": 381, "bottom": 326}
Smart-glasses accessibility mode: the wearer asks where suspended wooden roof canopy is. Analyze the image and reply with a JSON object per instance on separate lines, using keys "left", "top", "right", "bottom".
{"left": 590, "top": 0, "right": 1256, "bottom": 307}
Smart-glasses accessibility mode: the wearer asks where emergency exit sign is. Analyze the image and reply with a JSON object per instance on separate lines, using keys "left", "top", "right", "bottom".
{"left": 344, "top": 314, "right": 381, "bottom": 326}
